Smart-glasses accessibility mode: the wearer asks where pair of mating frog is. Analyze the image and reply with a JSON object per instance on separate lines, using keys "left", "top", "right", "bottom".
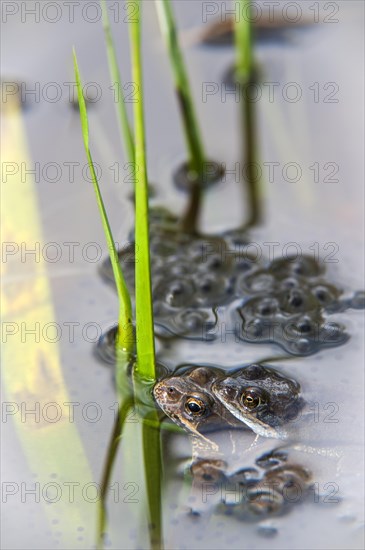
{"left": 153, "top": 363, "right": 303, "bottom": 446}
{"left": 154, "top": 364, "right": 311, "bottom": 524}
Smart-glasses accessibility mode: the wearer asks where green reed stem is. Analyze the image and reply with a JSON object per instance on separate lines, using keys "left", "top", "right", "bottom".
{"left": 73, "top": 50, "right": 134, "bottom": 355}
{"left": 129, "top": 7, "right": 163, "bottom": 549}
{"left": 100, "top": 0, "right": 135, "bottom": 166}
{"left": 155, "top": 0, "right": 207, "bottom": 177}
{"left": 235, "top": 0, "right": 253, "bottom": 82}
{"left": 241, "top": 74, "right": 261, "bottom": 227}
{"left": 129, "top": 2, "right": 156, "bottom": 382}
{"left": 235, "top": 0, "right": 262, "bottom": 227}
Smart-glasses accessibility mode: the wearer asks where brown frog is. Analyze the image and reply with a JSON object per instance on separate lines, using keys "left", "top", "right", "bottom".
{"left": 212, "top": 364, "right": 304, "bottom": 439}
{"left": 153, "top": 366, "right": 243, "bottom": 448}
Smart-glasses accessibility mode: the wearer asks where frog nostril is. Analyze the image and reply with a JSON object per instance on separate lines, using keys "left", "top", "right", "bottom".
{"left": 219, "top": 385, "right": 235, "bottom": 399}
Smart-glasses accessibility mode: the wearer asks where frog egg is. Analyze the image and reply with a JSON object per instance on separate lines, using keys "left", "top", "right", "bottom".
{"left": 280, "top": 276, "right": 301, "bottom": 290}
{"left": 283, "top": 288, "right": 306, "bottom": 309}
{"left": 99, "top": 244, "right": 136, "bottom": 286}
{"left": 239, "top": 271, "right": 276, "bottom": 294}
{"left": 155, "top": 307, "right": 218, "bottom": 340}
{"left": 168, "top": 260, "right": 195, "bottom": 278}
{"left": 149, "top": 236, "right": 179, "bottom": 258}
{"left": 153, "top": 278, "right": 196, "bottom": 308}
{"left": 280, "top": 288, "right": 317, "bottom": 314}
{"left": 234, "top": 256, "right": 257, "bottom": 274}
{"left": 243, "top": 318, "right": 265, "bottom": 338}
{"left": 193, "top": 274, "right": 234, "bottom": 306}
{"left": 186, "top": 239, "right": 220, "bottom": 262}
{"left": 289, "top": 315, "right": 318, "bottom": 336}
{"left": 197, "top": 252, "right": 232, "bottom": 273}
{"left": 149, "top": 206, "right": 179, "bottom": 226}
{"left": 270, "top": 255, "right": 322, "bottom": 278}
{"left": 311, "top": 284, "right": 340, "bottom": 307}
{"left": 242, "top": 317, "right": 275, "bottom": 342}
{"left": 256, "top": 297, "right": 280, "bottom": 317}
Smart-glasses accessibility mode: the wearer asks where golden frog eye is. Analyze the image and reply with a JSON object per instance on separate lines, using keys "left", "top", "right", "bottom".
{"left": 185, "top": 397, "right": 207, "bottom": 417}
{"left": 241, "top": 388, "right": 265, "bottom": 410}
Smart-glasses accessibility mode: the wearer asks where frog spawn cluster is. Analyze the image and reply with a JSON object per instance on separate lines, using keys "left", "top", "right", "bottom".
{"left": 190, "top": 450, "right": 313, "bottom": 531}
{"left": 100, "top": 208, "right": 363, "bottom": 355}
{"left": 234, "top": 256, "right": 364, "bottom": 355}
{"left": 97, "top": 209, "right": 355, "bottom": 529}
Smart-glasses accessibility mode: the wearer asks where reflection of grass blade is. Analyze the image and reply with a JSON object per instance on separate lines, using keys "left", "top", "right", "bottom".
{"left": 100, "top": 0, "right": 135, "bottom": 166}
{"left": 73, "top": 49, "right": 133, "bottom": 355}
{"left": 97, "top": 397, "right": 134, "bottom": 548}
{"left": 142, "top": 414, "right": 163, "bottom": 550}
{"left": 155, "top": 0, "right": 206, "bottom": 177}
{"left": 128, "top": 4, "right": 156, "bottom": 381}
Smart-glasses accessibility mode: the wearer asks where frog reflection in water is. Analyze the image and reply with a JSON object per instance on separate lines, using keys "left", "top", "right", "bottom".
{"left": 212, "top": 364, "right": 304, "bottom": 439}
{"left": 153, "top": 364, "right": 303, "bottom": 444}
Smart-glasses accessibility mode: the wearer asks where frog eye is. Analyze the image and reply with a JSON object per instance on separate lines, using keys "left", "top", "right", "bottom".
{"left": 241, "top": 388, "right": 266, "bottom": 410}
{"left": 185, "top": 397, "right": 207, "bottom": 417}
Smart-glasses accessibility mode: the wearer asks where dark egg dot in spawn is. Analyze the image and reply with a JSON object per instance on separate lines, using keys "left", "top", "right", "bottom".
{"left": 281, "top": 277, "right": 299, "bottom": 289}
{"left": 258, "top": 299, "right": 277, "bottom": 316}
{"left": 201, "top": 282, "right": 212, "bottom": 292}
{"left": 236, "top": 259, "right": 252, "bottom": 271}
{"left": 171, "top": 284, "right": 184, "bottom": 296}
{"left": 210, "top": 257, "right": 223, "bottom": 269}
{"left": 297, "top": 318, "right": 313, "bottom": 333}
{"left": 315, "top": 289, "right": 327, "bottom": 301}
{"left": 288, "top": 290, "right": 304, "bottom": 308}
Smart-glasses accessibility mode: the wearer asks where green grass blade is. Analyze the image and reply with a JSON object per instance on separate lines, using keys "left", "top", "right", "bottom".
{"left": 100, "top": 0, "right": 135, "bottom": 166}
{"left": 155, "top": 0, "right": 207, "bottom": 176}
{"left": 234, "top": 1, "right": 261, "bottom": 227}
{"left": 128, "top": 4, "right": 156, "bottom": 381}
{"left": 73, "top": 49, "right": 133, "bottom": 354}
{"left": 129, "top": 6, "right": 163, "bottom": 547}
{"left": 235, "top": 0, "right": 253, "bottom": 82}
